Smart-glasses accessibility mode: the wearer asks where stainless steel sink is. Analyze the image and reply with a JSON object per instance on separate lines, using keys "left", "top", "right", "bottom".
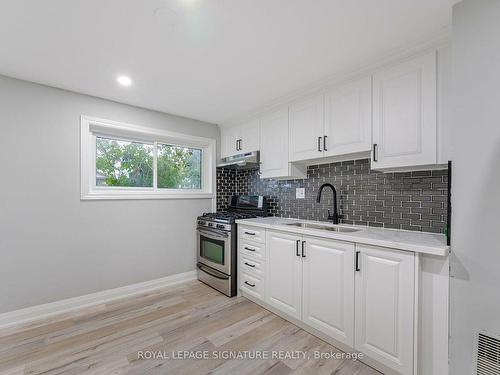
{"left": 285, "top": 222, "right": 308, "bottom": 228}
{"left": 285, "top": 222, "right": 361, "bottom": 233}
{"left": 335, "top": 226, "right": 362, "bottom": 233}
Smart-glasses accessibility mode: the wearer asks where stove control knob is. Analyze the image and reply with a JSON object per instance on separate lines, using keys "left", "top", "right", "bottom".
{"left": 198, "top": 220, "right": 206, "bottom": 226}
{"left": 216, "top": 224, "right": 225, "bottom": 229}
{"left": 208, "top": 222, "right": 214, "bottom": 227}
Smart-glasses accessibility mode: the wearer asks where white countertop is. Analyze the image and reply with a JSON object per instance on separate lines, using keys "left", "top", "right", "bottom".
{"left": 236, "top": 217, "right": 449, "bottom": 256}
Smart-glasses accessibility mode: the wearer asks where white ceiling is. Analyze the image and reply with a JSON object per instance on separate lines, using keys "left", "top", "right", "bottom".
{"left": 0, "top": 0, "right": 458, "bottom": 125}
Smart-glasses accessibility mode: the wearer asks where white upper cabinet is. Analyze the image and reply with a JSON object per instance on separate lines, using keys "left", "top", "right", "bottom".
{"left": 260, "top": 109, "right": 289, "bottom": 178}
{"left": 260, "top": 108, "right": 306, "bottom": 179}
{"left": 372, "top": 51, "right": 437, "bottom": 170}
{"left": 324, "top": 77, "right": 372, "bottom": 157}
{"left": 220, "top": 126, "right": 238, "bottom": 158}
{"left": 239, "top": 119, "right": 260, "bottom": 153}
{"left": 223, "top": 48, "right": 447, "bottom": 173}
{"left": 355, "top": 244, "right": 415, "bottom": 375}
{"left": 302, "top": 237, "right": 355, "bottom": 347}
{"left": 289, "top": 95, "right": 324, "bottom": 161}
{"left": 220, "top": 119, "right": 260, "bottom": 158}
{"left": 289, "top": 77, "right": 371, "bottom": 163}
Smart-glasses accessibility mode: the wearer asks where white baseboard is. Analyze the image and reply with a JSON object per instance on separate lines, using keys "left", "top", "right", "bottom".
{"left": 0, "top": 270, "right": 197, "bottom": 330}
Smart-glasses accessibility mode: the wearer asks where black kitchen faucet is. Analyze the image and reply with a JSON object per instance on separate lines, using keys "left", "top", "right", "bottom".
{"left": 316, "top": 183, "right": 339, "bottom": 224}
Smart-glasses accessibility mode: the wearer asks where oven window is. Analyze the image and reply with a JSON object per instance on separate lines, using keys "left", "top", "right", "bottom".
{"left": 200, "top": 236, "right": 225, "bottom": 265}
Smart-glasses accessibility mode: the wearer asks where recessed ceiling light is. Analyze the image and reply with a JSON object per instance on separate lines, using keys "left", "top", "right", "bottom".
{"left": 117, "top": 75, "right": 132, "bottom": 87}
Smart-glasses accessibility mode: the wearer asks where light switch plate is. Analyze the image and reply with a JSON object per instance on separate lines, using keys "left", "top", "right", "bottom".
{"left": 296, "top": 188, "right": 305, "bottom": 199}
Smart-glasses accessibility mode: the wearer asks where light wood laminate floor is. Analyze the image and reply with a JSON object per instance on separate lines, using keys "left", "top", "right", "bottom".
{"left": 0, "top": 281, "right": 381, "bottom": 375}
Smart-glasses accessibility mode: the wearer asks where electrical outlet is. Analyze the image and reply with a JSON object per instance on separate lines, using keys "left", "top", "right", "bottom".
{"left": 296, "top": 187, "right": 305, "bottom": 199}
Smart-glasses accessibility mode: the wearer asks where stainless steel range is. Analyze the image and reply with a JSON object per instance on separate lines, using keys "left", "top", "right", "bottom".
{"left": 196, "top": 195, "right": 267, "bottom": 296}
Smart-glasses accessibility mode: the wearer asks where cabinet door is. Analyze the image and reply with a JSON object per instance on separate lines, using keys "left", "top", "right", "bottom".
{"left": 372, "top": 51, "right": 437, "bottom": 169}
{"left": 289, "top": 95, "right": 324, "bottom": 161}
{"left": 324, "top": 77, "right": 371, "bottom": 156}
{"left": 355, "top": 245, "right": 415, "bottom": 375}
{"left": 302, "top": 237, "right": 355, "bottom": 347}
{"left": 260, "top": 108, "right": 290, "bottom": 179}
{"left": 266, "top": 230, "right": 302, "bottom": 320}
{"left": 220, "top": 127, "right": 238, "bottom": 158}
{"left": 239, "top": 120, "right": 260, "bottom": 153}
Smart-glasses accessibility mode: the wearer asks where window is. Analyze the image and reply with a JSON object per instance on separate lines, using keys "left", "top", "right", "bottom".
{"left": 96, "top": 137, "right": 154, "bottom": 188}
{"left": 81, "top": 116, "right": 215, "bottom": 200}
{"left": 157, "top": 144, "right": 202, "bottom": 189}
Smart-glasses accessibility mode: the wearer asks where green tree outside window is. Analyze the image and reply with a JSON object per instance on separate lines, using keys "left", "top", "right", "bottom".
{"left": 95, "top": 137, "right": 202, "bottom": 189}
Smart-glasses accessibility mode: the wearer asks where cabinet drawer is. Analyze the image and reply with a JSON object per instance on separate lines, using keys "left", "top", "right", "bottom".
{"left": 240, "top": 272, "right": 264, "bottom": 300}
{"left": 239, "top": 241, "right": 265, "bottom": 260}
{"left": 240, "top": 255, "right": 264, "bottom": 279}
{"left": 239, "top": 226, "right": 265, "bottom": 244}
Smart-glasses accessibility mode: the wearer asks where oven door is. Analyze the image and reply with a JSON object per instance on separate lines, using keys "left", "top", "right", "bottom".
{"left": 197, "top": 227, "right": 231, "bottom": 275}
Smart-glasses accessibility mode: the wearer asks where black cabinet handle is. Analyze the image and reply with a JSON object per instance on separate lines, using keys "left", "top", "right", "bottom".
{"left": 244, "top": 262, "right": 256, "bottom": 268}
{"left": 296, "top": 240, "right": 300, "bottom": 257}
{"left": 323, "top": 135, "right": 328, "bottom": 151}
{"left": 239, "top": 139, "right": 243, "bottom": 151}
{"left": 355, "top": 251, "right": 361, "bottom": 271}
{"left": 318, "top": 136, "right": 323, "bottom": 152}
{"left": 244, "top": 281, "right": 255, "bottom": 288}
{"left": 244, "top": 246, "right": 256, "bottom": 252}
{"left": 373, "top": 144, "right": 378, "bottom": 162}
{"left": 244, "top": 231, "right": 255, "bottom": 236}
{"left": 301, "top": 241, "right": 306, "bottom": 258}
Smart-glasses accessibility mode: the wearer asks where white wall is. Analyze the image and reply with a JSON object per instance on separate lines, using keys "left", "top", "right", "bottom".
{"left": 450, "top": 1, "right": 500, "bottom": 373}
{"left": 0, "top": 75, "right": 218, "bottom": 314}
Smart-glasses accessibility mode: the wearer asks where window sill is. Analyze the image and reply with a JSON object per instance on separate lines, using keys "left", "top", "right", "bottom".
{"left": 81, "top": 191, "right": 215, "bottom": 201}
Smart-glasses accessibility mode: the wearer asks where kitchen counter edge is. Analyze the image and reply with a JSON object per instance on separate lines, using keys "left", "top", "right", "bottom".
{"left": 236, "top": 217, "right": 449, "bottom": 257}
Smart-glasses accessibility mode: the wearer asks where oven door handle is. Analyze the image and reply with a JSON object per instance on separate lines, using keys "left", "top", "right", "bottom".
{"left": 197, "top": 228, "right": 229, "bottom": 240}
{"left": 197, "top": 263, "right": 230, "bottom": 280}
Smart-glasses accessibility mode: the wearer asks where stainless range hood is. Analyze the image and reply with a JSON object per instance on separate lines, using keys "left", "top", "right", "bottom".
{"left": 217, "top": 151, "right": 260, "bottom": 169}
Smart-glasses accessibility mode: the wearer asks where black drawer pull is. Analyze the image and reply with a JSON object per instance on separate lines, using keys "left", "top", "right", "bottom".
{"left": 244, "top": 281, "right": 255, "bottom": 288}
{"left": 244, "top": 246, "right": 256, "bottom": 252}
{"left": 355, "top": 251, "right": 361, "bottom": 271}
{"left": 244, "top": 262, "right": 256, "bottom": 268}
{"left": 244, "top": 231, "right": 255, "bottom": 236}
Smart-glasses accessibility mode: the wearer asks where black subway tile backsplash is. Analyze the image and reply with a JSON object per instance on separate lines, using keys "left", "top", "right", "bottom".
{"left": 216, "top": 158, "right": 448, "bottom": 234}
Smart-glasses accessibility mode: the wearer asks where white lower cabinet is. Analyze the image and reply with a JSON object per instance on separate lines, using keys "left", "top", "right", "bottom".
{"left": 302, "top": 237, "right": 355, "bottom": 347}
{"left": 354, "top": 244, "right": 415, "bottom": 375}
{"left": 240, "top": 272, "right": 264, "bottom": 300}
{"left": 239, "top": 227, "right": 417, "bottom": 375}
{"left": 265, "top": 231, "right": 355, "bottom": 344}
{"left": 265, "top": 231, "right": 303, "bottom": 320}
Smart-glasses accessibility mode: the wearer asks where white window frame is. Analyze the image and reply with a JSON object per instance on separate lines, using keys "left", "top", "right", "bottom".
{"left": 81, "top": 115, "right": 216, "bottom": 200}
